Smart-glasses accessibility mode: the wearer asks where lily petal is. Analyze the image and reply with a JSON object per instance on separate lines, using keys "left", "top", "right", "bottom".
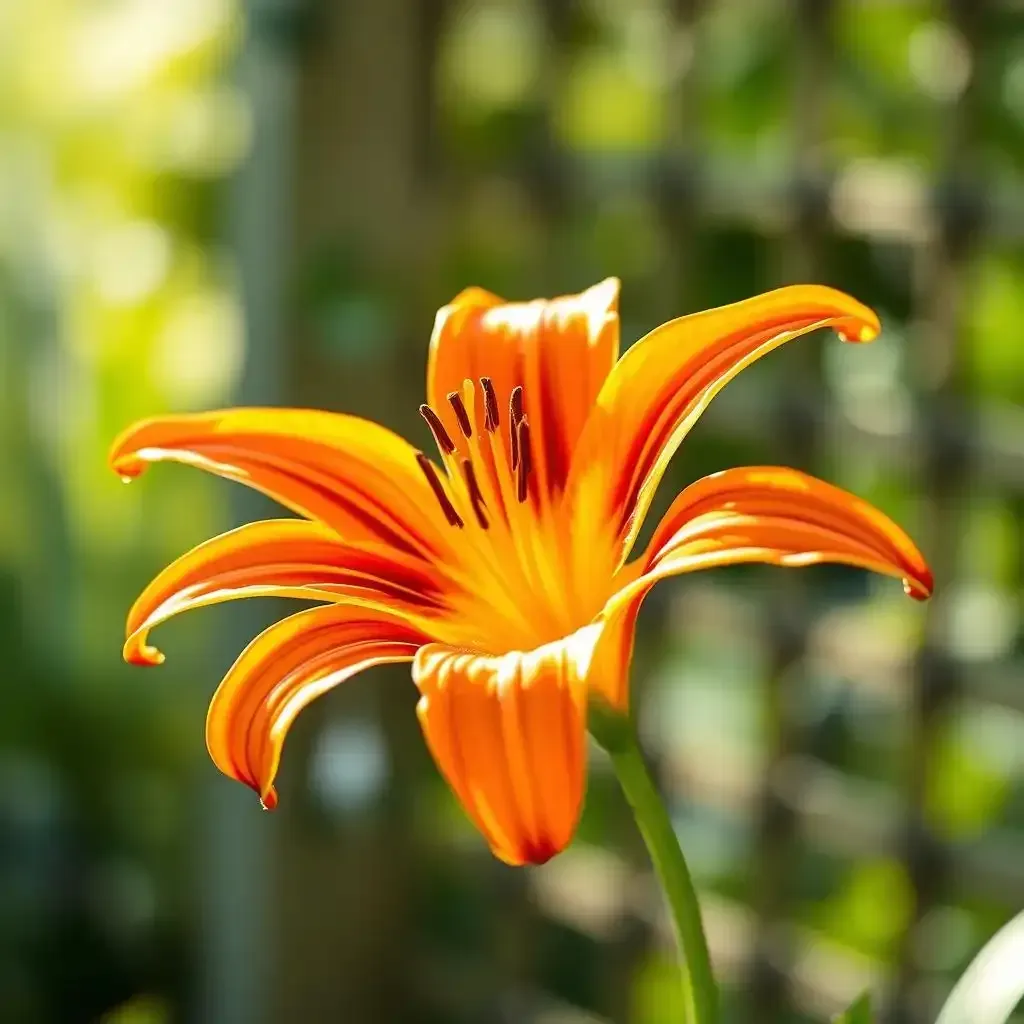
{"left": 413, "top": 627, "right": 598, "bottom": 865}
{"left": 640, "top": 466, "right": 933, "bottom": 595}
{"left": 426, "top": 279, "right": 620, "bottom": 496}
{"left": 589, "top": 466, "right": 932, "bottom": 711}
{"left": 206, "top": 604, "right": 429, "bottom": 809}
{"left": 110, "top": 409, "right": 456, "bottom": 561}
{"left": 568, "top": 285, "right": 880, "bottom": 564}
{"left": 124, "top": 519, "right": 454, "bottom": 666}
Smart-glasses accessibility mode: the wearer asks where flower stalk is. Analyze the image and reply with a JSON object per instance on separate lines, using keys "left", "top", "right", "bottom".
{"left": 595, "top": 710, "right": 719, "bottom": 1024}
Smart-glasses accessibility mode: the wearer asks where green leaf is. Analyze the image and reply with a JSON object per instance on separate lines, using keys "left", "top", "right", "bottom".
{"left": 833, "top": 993, "right": 873, "bottom": 1024}
{"left": 936, "top": 910, "right": 1024, "bottom": 1024}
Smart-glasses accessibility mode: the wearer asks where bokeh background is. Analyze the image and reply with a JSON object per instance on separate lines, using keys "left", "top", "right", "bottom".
{"left": 2, "top": 0, "right": 1024, "bottom": 1022}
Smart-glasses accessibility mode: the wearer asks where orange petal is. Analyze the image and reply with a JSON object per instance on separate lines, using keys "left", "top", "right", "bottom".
{"left": 589, "top": 466, "right": 932, "bottom": 712}
{"left": 641, "top": 466, "right": 933, "bottom": 597}
{"left": 124, "top": 519, "right": 454, "bottom": 666}
{"left": 568, "top": 286, "right": 880, "bottom": 564}
{"left": 109, "top": 408, "right": 456, "bottom": 561}
{"left": 412, "top": 628, "right": 598, "bottom": 865}
{"left": 426, "top": 279, "right": 620, "bottom": 497}
{"left": 205, "top": 604, "right": 428, "bottom": 809}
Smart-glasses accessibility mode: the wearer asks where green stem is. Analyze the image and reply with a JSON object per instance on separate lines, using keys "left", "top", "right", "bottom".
{"left": 608, "top": 732, "right": 719, "bottom": 1024}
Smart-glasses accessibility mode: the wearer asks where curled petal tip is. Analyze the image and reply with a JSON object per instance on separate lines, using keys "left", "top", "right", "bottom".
{"left": 124, "top": 639, "right": 165, "bottom": 666}
{"left": 110, "top": 452, "right": 148, "bottom": 480}
{"left": 259, "top": 787, "right": 278, "bottom": 812}
{"left": 835, "top": 324, "right": 877, "bottom": 344}
{"left": 904, "top": 570, "right": 934, "bottom": 602}
{"left": 835, "top": 311, "right": 880, "bottom": 344}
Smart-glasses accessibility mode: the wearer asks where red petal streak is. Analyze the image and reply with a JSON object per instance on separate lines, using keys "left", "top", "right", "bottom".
{"left": 124, "top": 519, "right": 451, "bottom": 666}
{"left": 110, "top": 409, "right": 456, "bottom": 560}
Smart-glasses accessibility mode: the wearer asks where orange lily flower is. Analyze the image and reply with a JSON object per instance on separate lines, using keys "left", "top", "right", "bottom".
{"left": 111, "top": 281, "right": 932, "bottom": 866}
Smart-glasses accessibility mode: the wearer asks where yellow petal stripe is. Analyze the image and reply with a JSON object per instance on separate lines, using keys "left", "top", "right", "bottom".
{"left": 110, "top": 408, "right": 457, "bottom": 561}
{"left": 123, "top": 519, "right": 453, "bottom": 666}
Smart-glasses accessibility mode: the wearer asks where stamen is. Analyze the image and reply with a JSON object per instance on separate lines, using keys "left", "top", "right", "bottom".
{"left": 419, "top": 404, "right": 456, "bottom": 454}
{"left": 516, "top": 417, "right": 532, "bottom": 503}
{"left": 509, "top": 385, "right": 524, "bottom": 425}
{"left": 447, "top": 391, "right": 472, "bottom": 438}
{"left": 415, "top": 453, "right": 464, "bottom": 528}
{"left": 509, "top": 386, "right": 524, "bottom": 470}
{"left": 481, "top": 378, "right": 499, "bottom": 432}
{"left": 461, "top": 459, "right": 489, "bottom": 529}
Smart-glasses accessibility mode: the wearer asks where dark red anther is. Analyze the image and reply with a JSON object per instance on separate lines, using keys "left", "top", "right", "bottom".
{"left": 481, "top": 378, "right": 499, "bottom": 432}
{"left": 419, "top": 404, "right": 456, "bottom": 454}
{"left": 509, "top": 385, "right": 524, "bottom": 424}
{"left": 447, "top": 391, "right": 472, "bottom": 439}
{"left": 509, "top": 386, "right": 524, "bottom": 470}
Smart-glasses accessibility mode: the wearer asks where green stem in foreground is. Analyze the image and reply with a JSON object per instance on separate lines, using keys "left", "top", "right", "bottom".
{"left": 604, "top": 726, "right": 719, "bottom": 1024}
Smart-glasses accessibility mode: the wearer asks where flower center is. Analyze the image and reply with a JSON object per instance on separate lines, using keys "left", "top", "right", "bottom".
{"left": 412, "top": 379, "right": 599, "bottom": 652}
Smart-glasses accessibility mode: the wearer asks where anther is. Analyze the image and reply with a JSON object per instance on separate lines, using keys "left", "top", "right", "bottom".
{"left": 509, "top": 386, "right": 524, "bottom": 470}
{"left": 481, "top": 378, "right": 499, "bottom": 432}
{"left": 516, "top": 418, "right": 532, "bottom": 503}
{"left": 509, "top": 385, "right": 524, "bottom": 425}
{"left": 419, "top": 404, "right": 456, "bottom": 454}
{"left": 447, "top": 391, "right": 472, "bottom": 438}
{"left": 415, "top": 453, "right": 464, "bottom": 528}
{"left": 461, "top": 459, "right": 489, "bottom": 529}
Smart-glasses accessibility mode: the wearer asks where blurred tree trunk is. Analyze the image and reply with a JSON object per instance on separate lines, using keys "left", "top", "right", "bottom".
{"left": 270, "top": 1, "right": 437, "bottom": 1022}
